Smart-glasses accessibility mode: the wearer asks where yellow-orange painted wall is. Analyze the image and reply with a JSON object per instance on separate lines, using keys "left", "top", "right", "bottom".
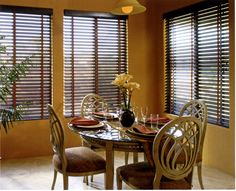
{"left": 0, "top": 0, "right": 234, "bottom": 176}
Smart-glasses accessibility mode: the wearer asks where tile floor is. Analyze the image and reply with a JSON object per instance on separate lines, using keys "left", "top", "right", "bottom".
{"left": 0, "top": 151, "right": 235, "bottom": 190}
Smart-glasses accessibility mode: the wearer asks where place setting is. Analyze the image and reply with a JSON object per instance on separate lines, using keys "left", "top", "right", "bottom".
{"left": 69, "top": 117, "right": 105, "bottom": 129}
{"left": 125, "top": 106, "right": 171, "bottom": 140}
{"left": 91, "top": 111, "right": 119, "bottom": 121}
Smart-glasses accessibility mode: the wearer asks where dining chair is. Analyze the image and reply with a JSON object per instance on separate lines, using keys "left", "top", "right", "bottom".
{"left": 179, "top": 99, "right": 207, "bottom": 189}
{"left": 116, "top": 116, "right": 202, "bottom": 189}
{"left": 80, "top": 93, "right": 109, "bottom": 117}
{"left": 47, "top": 104, "right": 106, "bottom": 190}
{"left": 80, "top": 93, "right": 137, "bottom": 180}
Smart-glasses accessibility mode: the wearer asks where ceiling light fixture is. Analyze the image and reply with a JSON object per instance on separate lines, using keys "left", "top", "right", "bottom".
{"left": 111, "top": 0, "right": 146, "bottom": 15}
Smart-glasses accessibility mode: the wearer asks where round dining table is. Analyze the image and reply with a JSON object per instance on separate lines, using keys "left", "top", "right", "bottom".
{"left": 68, "top": 121, "right": 147, "bottom": 190}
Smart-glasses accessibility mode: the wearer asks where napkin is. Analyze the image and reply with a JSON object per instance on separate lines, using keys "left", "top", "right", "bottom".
{"left": 133, "top": 125, "right": 157, "bottom": 135}
{"left": 70, "top": 117, "right": 99, "bottom": 126}
{"left": 146, "top": 117, "right": 171, "bottom": 123}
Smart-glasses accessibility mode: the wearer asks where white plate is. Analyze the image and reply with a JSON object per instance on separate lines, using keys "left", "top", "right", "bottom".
{"left": 139, "top": 120, "right": 168, "bottom": 126}
{"left": 92, "top": 113, "right": 118, "bottom": 120}
{"left": 75, "top": 121, "right": 104, "bottom": 128}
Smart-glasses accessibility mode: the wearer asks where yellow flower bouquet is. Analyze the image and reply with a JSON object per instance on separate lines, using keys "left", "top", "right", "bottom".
{"left": 111, "top": 73, "right": 140, "bottom": 110}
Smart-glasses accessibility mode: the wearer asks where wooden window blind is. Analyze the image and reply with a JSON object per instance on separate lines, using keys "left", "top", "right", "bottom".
{"left": 164, "top": 0, "right": 229, "bottom": 127}
{"left": 0, "top": 6, "right": 52, "bottom": 120}
{"left": 64, "top": 11, "right": 128, "bottom": 117}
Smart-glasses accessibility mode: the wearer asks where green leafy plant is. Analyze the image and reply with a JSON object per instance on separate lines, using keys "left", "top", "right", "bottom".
{"left": 0, "top": 35, "right": 31, "bottom": 133}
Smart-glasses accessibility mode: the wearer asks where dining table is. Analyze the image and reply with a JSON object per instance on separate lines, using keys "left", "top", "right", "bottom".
{"left": 68, "top": 112, "right": 171, "bottom": 189}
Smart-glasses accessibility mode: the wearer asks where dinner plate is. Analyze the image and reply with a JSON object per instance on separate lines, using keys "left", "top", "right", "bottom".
{"left": 74, "top": 121, "right": 105, "bottom": 129}
{"left": 139, "top": 120, "right": 168, "bottom": 126}
{"left": 92, "top": 113, "right": 118, "bottom": 120}
{"left": 126, "top": 127, "right": 157, "bottom": 137}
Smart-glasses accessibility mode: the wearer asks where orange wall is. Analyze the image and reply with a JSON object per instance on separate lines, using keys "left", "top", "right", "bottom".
{"left": 0, "top": 0, "right": 234, "bottom": 176}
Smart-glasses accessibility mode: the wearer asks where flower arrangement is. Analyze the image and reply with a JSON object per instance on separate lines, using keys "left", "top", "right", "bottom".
{"left": 111, "top": 73, "right": 140, "bottom": 110}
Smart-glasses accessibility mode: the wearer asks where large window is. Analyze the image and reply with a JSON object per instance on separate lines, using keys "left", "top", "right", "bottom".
{"left": 0, "top": 6, "right": 52, "bottom": 120}
{"left": 164, "top": 0, "right": 229, "bottom": 127}
{"left": 64, "top": 11, "right": 128, "bottom": 117}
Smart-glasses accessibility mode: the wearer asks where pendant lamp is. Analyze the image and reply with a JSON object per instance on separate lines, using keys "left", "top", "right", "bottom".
{"left": 111, "top": 0, "right": 146, "bottom": 15}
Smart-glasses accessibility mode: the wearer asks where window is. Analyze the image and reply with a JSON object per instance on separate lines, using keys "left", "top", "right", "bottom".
{"left": 64, "top": 11, "right": 128, "bottom": 117}
{"left": 164, "top": 0, "right": 229, "bottom": 127}
{"left": 0, "top": 6, "right": 52, "bottom": 120}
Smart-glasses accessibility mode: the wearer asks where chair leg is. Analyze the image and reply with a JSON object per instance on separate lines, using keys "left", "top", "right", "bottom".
{"left": 133, "top": 152, "right": 138, "bottom": 163}
{"left": 63, "top": 174, "right": 68, "bottom": 190}
{"left": 197, "top": 162, "right": 204, "bottom": 189}
{"left": 116, "top": 170, "right": 122, "bottom": 190}
{"left": 90, "top": 175, "right": 94, "bottom": 182}
{"left": 51, "top": 169, "right": 57, "bottom": 190}
{"left": 125, "top": 152, "right": 129, "bottom": 165}
{"left": 143, "top": 153, "right": 147, "bottom": 162}
{"left": 83, "top": 176, "right": 89, "bottom": 185}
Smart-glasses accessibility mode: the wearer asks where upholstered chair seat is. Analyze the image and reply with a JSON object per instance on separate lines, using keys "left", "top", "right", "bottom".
{"left": 53, "top": 147, "right": 106, "bottom": 173}
{"left": 117, "top": 162, "right": 192, "bottom": 189}
{"left": 47, "top": 104, "right": 106, "bottom": 190}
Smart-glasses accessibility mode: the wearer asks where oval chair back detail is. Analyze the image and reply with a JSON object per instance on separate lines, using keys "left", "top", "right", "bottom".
{"left": 80, "top": 93, "right": 109, "bottom": 117}
{"left": 179, "top": 100, "right": 207, "bottom": 189}
{"left": 116, "top": 116, "right": 202, "bottom": 189}
{"left": 153, "top": 116, "right": 202, "bottom": 189}
{"left": 47, "top": 104, "right": 106, "bottom": 190}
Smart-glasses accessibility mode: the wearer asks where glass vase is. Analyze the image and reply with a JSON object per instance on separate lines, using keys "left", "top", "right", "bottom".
{"left": 120, "top": 109, "right": 135, "bottom": 127}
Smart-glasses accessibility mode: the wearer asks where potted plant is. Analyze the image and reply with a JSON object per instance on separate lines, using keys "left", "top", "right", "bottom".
{"left": 0, "top": 35, "right": 31, "bottom": 133}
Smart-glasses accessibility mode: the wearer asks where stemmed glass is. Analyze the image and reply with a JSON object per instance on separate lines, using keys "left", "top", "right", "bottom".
{"left": 116, "top": 107, "right": 122, "bottom": 120}
{"left": 141, "top": 106, "right": 148, "bottom": 126}
{"left": 102, "top": 102, "right": 109, "bottom": 122}
{"left": 132, "top": 105, "right": 139, "bottom": 124}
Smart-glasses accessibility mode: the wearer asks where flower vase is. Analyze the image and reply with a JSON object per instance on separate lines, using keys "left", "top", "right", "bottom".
{"left": 120, "top": 109, "right": 135, "bottom": 127}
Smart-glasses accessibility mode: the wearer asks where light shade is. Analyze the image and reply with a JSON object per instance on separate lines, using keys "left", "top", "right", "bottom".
{"left": 111, "top": 0, "right": 146, "bottom": 15}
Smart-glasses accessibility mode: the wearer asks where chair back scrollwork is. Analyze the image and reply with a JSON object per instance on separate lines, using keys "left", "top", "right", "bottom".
{"left": 153, "top": 116, "right": 202, "bottom": 189}
{"left": 47, "top": 104, "right": 67, "bottom": 170}
{"left": 81, "top": 93, "right": 109, "bottom": 117}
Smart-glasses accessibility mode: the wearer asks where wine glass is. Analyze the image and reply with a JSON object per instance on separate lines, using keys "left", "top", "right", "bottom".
{"left": 116, "top": 107, "right": 122, "bottom": 120}
{"left": 102, "top": 102, "right": 109, "bottom": 122}
{"left": 141, "top": 106, "right": 148, "bottom": 126}
{"left": 132, "top": 105, "right": 139, "bottom": 124}
{"left": 150, "top": 114, "right": 159, "bottom": 130}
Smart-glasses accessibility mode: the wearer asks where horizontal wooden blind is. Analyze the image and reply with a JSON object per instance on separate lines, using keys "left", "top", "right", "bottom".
{"left": 164, "top": 0, "right": 229, "bottom": 127}
{"left": 164, "top": 13, "right": 195, "bottom": 114}
{"left": 0, "top": 6, "right": 52, "bottom": 120}
{"left": 64, "top": 11, "right": 127, "bottom": 117}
